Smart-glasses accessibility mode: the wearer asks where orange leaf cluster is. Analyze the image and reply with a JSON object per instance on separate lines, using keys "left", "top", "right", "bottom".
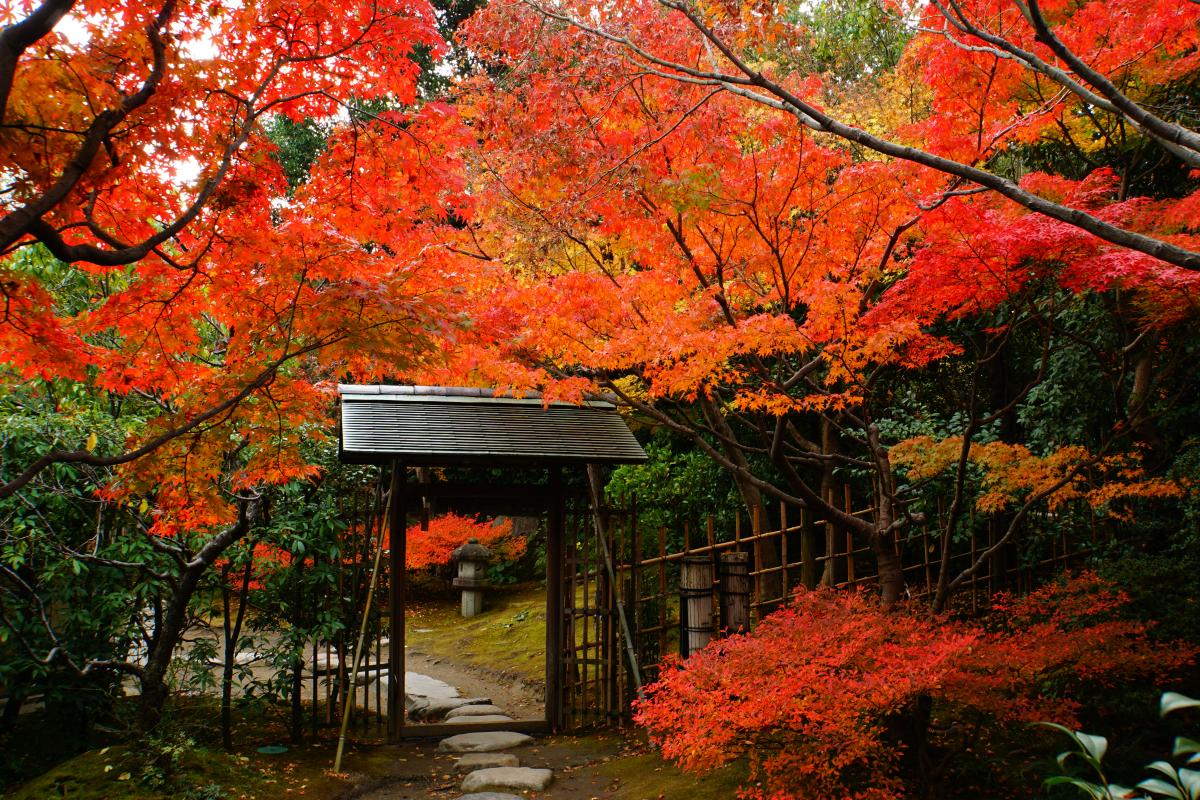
{"left": 890, "top": 436, "right": 1183, "bottom": 515}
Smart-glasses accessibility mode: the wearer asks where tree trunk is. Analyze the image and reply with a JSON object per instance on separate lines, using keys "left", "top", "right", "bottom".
{"left": 697, "top": 396, "right": 781, "bottom": 605}
{"left": 874, "top": 534, "right": 904, "bottom": 607}
{"left": 289, "top": 555, "right": 306, "bottom": 744}
{"left": 0, "top": 669, "right": 31, "bottom": 732}
{"left": 221, "top": 555, "right": 253, "bottom": 751}
{"left": 136, "top": 498, "right": 262, "bottom": 732}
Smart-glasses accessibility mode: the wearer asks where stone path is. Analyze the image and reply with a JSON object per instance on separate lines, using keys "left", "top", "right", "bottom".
{"left": 406, "top": 696, "right": 556, "bottom": 799}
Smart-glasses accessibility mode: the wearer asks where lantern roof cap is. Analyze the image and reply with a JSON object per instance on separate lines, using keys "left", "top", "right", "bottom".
{"left": 452, "top": 537, "right": 493, "bottom": 561}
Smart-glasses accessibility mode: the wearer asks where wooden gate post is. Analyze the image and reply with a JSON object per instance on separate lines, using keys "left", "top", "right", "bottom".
{"left": 387, "top": 460, "right": 406, "bottom": 740}
{"left": 718, "top": 551, "right": 750, "bottom": 635}
{"left": 546, "top": 466, "right": 564, "bottom": 731}
{"left": 680, "top": 556, "right": 715, "bottom": 657}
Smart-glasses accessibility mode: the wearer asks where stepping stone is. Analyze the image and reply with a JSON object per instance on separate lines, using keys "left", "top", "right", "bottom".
{"left": 461, "top": 766, "right": 554, "bottom": 793}
{"left": 312, "top": 652, "right": 340, "bottom": 670}
{"left": 447, "top": 714, "right": 513, "bottom": 724}
{"left": 445, "top": 704, "right": 507, "bottom": 719}
{"left": 455, "top": 794, "right": 524, "bottom": 800}
{"left": 438, "top": 731, "right": 533, "bottom": 753}
{"left": 455, "top": 753, "right": 520, "bottom": 773}
{"left": 234, "top": 650, "right": 260, "bottom": 665}
{"left": 409, "top": 696, "right": 492, "bottom": 720}
{"left": 405, "top": 671, "right": 460, "bottom": 699}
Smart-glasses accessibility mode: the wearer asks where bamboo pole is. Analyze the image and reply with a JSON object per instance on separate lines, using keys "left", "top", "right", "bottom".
{"left": 333, "top": 489, "right": 391, "bottom": 772}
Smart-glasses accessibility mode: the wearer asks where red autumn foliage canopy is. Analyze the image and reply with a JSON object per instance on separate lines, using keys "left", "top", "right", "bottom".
{"left": 632, "top": 573, "right": 1195, "bottom": 800}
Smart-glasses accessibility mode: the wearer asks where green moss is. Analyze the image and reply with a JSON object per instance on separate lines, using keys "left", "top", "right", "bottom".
{"left": 7, "top": 744, "right": 269, "bottom": 800}
{"left": 406, "top": 582, "right": 547, "bottom": 682}
{"left": 8, "top": 735, "right": 352, "bottom": 800}
{"left": 597, "top": 750, "right": 749, "bottom": 800}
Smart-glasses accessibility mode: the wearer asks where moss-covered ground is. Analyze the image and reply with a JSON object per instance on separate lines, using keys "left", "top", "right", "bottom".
{"left": 405, "top": 579, "right": 548, "bottom": 683}
{"left": 5, "top": 723, "right": 351, "bottom": 800}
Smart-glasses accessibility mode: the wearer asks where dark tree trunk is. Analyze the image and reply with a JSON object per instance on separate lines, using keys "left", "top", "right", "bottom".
{"left": 221, "top": 555, "right": 253, "bottom": 751}
{"left": 874, "top": 535, "right": 905, "bottom": 607}
{"left": 136, "top": 498, "right": 262, "bottom": 732}
{"left": 289, "top": 556, "right": 306, "bottom": 744}
{"left": 697, "top": 397, "right": 782, "bottom": 605}
{"left": 0, "top": 669, "right": 30, "bottom": 732}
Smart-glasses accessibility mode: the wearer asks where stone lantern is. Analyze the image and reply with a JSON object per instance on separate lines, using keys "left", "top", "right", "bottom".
{"left": 451, "top": 538, "right": 492, "bottom": 618}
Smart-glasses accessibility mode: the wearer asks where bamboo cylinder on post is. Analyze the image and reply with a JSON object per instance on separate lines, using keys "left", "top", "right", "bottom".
{"left": 718, "top": 551, "right": 750, "bottom": 635}
{"left": 679, "top": 556, "right": 715, "bottom": 658}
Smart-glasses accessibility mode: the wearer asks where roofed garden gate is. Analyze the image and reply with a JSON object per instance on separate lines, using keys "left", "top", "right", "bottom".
{"left": 337, "top": 384, "right": 648, "bottom": 739}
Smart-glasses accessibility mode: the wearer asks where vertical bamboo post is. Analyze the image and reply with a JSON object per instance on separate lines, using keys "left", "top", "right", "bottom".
{"left": 922, "top": 522, "right": 932, "bottom": 597}
{"left": 718, "top": 551, "right": 750, "bottom": 634}
{"left": 779, "top": 501, "right": 789, "bottom": 600}
{"left": 630, "top": 502, "right": 642, "bottom": 697}
{"left": 970, "top": 528, "right": 978, "bottom": 615}
{"left": 801, "top": 506, "right": 818, "bottom": 589}
{"left": 987, "top": 519, "right": 996, "bottom": 597}
{"left": 843, "top": 485, "right": 855, "bottom": 585}
{"left": 656, "top": 526, "right": 667, "bottom": 663}
{"left": 679, "top": 556, "right": 714, "bottom": 657}
{"left": 387, "top": 460, "right": 406, "bottom": 739}
{"left": 311, "top": 637, "right": 319, "bottom": 736}
{"left": 546, "top": 467, "right": 564, "bottom": 731}
{"left": 823, "top": 486, "right": 837, "bottom": 587}
{"left": 751, "top": 505, "right": 763, "bottom": 615}
{"left": 581, "top": 504, "right": 592, "bottom": 722}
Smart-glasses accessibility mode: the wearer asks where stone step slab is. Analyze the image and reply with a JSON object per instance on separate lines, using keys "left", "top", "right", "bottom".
{"left": 438, "top": 731, "right": 533, "bottom": 753}
{"left": 454, "top": 753, "right": 520, "bottom": 773}
{"left": 408, "top": 696, "right": 492, "bottom": 720}
{"left": 447, "top": 714, "right": 513, "bottom": 725}
{"left": 404, "top": 672, "right": 460, "bottom": 699}
{"left": 454, "top": 794, "right": 524, "bottom": 800}
{"left": 461, "top": 766, "right": 554, "bottom": 793}
{"left": 445, "top": 704, "right": 507, "bottom": 719}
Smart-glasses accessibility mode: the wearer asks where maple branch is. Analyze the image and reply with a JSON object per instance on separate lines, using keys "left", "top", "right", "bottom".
{"left": 1019, "top": 0, "right": 1200, "bottom": 159}
{"left": 0, "top": 0, "right": 75, "bottom": 124}
{"left": 0, "top": 562, "right": 145, "bottom": 679}
{"left": 666, "top": 0, "right": 1200, "bottom": 270}
{"left": 942, "top": 451, "right": 1099, "bottom": 599}
{"left": 0, "top": 0, "right": 177, "bottom": 258}
{"left": 9, "top": 491, "right": 173, "bottom": 580}
{"left": 573, "top": 88, "right": 720, "bottom": 204}
{"left": 0, "top": 334, "right": 337, "bottom": 502}
{"left": 920, "top": 0, "right": 1200, "bottom": 167}
{"left": 0, "top": 0, "right": 392, "bottom": 267}
{"left": 606, "top": 380, "right": 874, "bottom": 536}
{"left": 530, "top": 0, "right": 1200, "bottom": 271}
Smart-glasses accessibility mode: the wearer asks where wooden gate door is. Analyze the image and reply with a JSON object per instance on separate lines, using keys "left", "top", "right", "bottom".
{"left": 557, "top": 500, "right": 646, "bottom": 730}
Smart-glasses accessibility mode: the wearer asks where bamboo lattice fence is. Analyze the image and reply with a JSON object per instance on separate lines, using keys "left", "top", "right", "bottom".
{"left": 568, "top": 488, "right": 1102, "bottom": 724}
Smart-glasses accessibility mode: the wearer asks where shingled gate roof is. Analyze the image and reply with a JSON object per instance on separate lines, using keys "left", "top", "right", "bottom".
{"left": 337, "top": 385, "right": 648, "bottom": 466}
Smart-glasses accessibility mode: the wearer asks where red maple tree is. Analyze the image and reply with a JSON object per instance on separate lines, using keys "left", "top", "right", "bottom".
{"left": 633, "top": 573, "right": 1195, "bottom": 800}
{"left": 403, "top": 513, "right": 523, "bottom": 571}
